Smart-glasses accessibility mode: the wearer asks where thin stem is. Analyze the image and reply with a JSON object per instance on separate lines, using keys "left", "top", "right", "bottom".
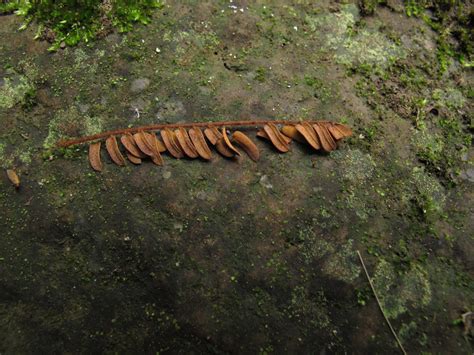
{"left": 56, "top": 119, "right": 327, "bottom": 147}
{"left": 357, "top": 250, "right": 408, "bottom": 355}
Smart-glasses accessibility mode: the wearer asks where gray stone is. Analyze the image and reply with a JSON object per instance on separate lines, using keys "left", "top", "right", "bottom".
{"left": 131, "top": 78, "right": 150, "bottom": 93}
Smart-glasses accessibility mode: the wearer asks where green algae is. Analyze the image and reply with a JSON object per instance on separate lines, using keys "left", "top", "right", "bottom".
{"left": 373, "top": 259, "right": 432, "bottom": 319}
{"left": 43, "top": 106, "right": 104, "bottom": 149}
{"left": 305, "top": 4, "right": 405, "bottom": 69}
{"left": 0, "top": 74, "right": 35, "bottom": 109}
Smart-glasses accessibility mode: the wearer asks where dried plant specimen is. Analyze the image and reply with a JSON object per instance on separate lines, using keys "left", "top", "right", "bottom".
{"left": 56, "top": 120, "right": 353, "bottom": 171}
{"left": 6, "top": 169, "right": 20, "bottom": 188}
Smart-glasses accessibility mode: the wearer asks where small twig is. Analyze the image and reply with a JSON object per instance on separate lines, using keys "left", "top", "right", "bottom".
{"left": 357, "top": 250, "right": 408, "bottom": 355}
{"left": 56, "top": 119, "right": 329, "bottom": 148}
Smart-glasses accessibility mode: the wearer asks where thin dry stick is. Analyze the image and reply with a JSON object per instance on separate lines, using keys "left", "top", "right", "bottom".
{"left": 357, "top": 250, "right": 408, "bottom": 355}
{"left": 56, "top": 119, "right": 331, "bottom": 148}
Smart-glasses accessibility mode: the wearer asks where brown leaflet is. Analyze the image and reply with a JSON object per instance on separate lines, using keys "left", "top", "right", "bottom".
{"left": 215, "top": 138, "right": 235, "bottom": 158}
{"left": 189, "top": 127, "right": 212, "bottom": 160}
{"left": 295, "top": 123, "right": 321, "bottom": 150}
{"left": 161, "top": 129, "right": 184, "bottom": 159}
{"left": 222, "top": 128, "right": 241, "bottom": 156}
{"left": 263, "top": 123, "right": 290, "bottom": 153}
{"left": 134, "top": 131, "right": 154, "bottom": 156}
{"left": 105, "top": 136, "right": 126, "bottom": 166}
{"left": 126, "top": 152, "right": 142, "bottom": 164}
{"left": 313, "top": 123, "right": 337, "bottom": 152}
{"left": 232, "top": 131, "right": 260, "bottom": 161}
{"left": 121, "top": 134, "right": 146, "bottom": 158}
{"left": 281, "top": 125, "right": 305, "bottom": 143}
{"left": 6, "top": 169, "right": 20, "bottom": 188}
{"left": 334, "top": 123, "right": 353, "bottom": 137}
{"left": 88, "top": 142, "right": 103, "bottom": 172}
{"left": 204, "top": 127, "right": 222, "bottom": 145}
{"left": 175, "top": 128, "right": 199, "bottom": 158}
{"left": 257, "top": 128, "right": 292, "bottom": 144}
{"left": 144, "top": 132, "right": 166, "bottom": 153}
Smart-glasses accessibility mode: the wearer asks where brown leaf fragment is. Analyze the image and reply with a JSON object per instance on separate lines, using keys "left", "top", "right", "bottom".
{"left": 189, "top": 127, "right": 212, "bottom": 160}
{"left": 160, "top": 129, "right": 184, "bottom": 159}
{"left": 144, "top": 132, "right": 166, "bottom": 153}
{"left": 121, "top": 134, "right": 146, "bottom": 158}
{"left": 263, "top": 123, "right": 290, "bottom": 153}
{"left": 175, "top": 128, "right": 199, "bottom": 158}
{"left": 232, "top": 131, "right": 260, "bottom": 161}
{"left": 333, "top": 123, "right": 352, "bottom": 138}
{"left": 257, "top": 128, "right": 291, "bottom": 144}
{"left": 142, "top": 132, "right": 165, "bottom": 165}
{"left": 313, "top": 123, "right": 337, "bottom": 152}
{"left": 256, "top": 129, "right": 269, "bottom": 140}
{"left": 222, "top": 128, "right": 241, "bottom": 156}
{"left": 88, "top": 142, "right": 103, "bottom": 172}
{"left": 126, "top": 152, "right": 142, "bottom": 164}
{"left": 204, "top": 127, "right": 222, "bottom": 145}
{"left": 295, "top": 122, "right": 321, "bottom": 150}
{"left": 281, "top": 125, "right": 305, "bottom": 143}
{"left": 134, "top": 131, "right": 154, "bottom": 156}
{"left": 105, "top": 135, "right": 126, "bottom": 166}
{"left": 215, "top": 137, "right": 235, "bottom": 158}
{"left": 6, "top": 169, "right": 20, "bottom": 188}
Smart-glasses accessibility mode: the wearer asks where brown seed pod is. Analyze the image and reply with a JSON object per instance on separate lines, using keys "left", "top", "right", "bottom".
{"left": 175, "top": 127, "right": 199, "bottom": 158}
{"left": 121, "top": 134, "right": 146, "bottom": 158}
{"left": 161, "top": 129, "right": 184, "bottom": 159}
{"left": 281, "top": 125, "right": 305, "bottom": 143}
{"left": 6, "top": 169, "right": 20, "bottom": 188}
{"left": 134, "top": 131, "right": 154, "bottom": 156}
{"left": 232, "top": 131, "right": 260, "bottom": 161}
{"left": 295, "top": 122, "right": 320, "bottom": 150}
{"left": 204, "top": 126, "right": 222, "bottom": 145}
{"left": 215, "top": 137, "right": 235, "bottom": 158}
{"left": 313, "top": 123, "right": 337, "bottom": 152}
{"left": 263, "top": 123, "right": 290, "bottom": 153}
{"left": 88, "top": 142, "right": 103, "bottom": 172}
{"left": 105, "top": 136, "right": 126, "bottom": 166}
{"left": 189, "top": 127, "right": 212, "bottom": 160}
{"left": 222, "top": 128, "right": 241, "bottom": 156}
{"left": 126, "top": 152, "right": 142, "bottom": 164}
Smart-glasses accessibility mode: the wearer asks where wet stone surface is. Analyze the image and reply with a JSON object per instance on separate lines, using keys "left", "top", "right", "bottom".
{"left": 0, "top": 1, "right": 473, "bottom": 353}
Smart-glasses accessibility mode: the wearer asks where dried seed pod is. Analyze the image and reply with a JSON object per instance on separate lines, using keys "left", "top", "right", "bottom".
{"left": 175, "top": 128, "right": 199, "bottom": 158}
{"left": 222, "top": 128, "right": 241, "bottom": 156}
{"left": 126, "top": 152, "right": 142, "bottom": 164}
{"left": 121, "top": 134, "right": 146, "bottom": 158}
{"left": 6, "top": 169, "right": 20, "bottom": 188}
{"left": 134, "top": 131, "right": 154, "bottom": 156}
{"left": 232, "top": 131, "right": 260, "bottom": 161}
{"left": 88, "top": 142, "right": 103, "bottom": 172}
{"left": 106, "top": 136, "right": 126, "bottom": 166}
{"left": 313, "top": 123, "right": 337, "bottom": 152}
{"left": 295, "top": 122, "right": 321, "bottom": 150}
{"left": 281, "top": 125, "right": 305, "bottom": 143}
{"left": 263, "top": 123, "right": 290, "bottom": 153}
{"left": 161, "top": 129, "right": 184, "bottom": 159}
{"left": 215, "top": 137, "right": 235, "bottom": 158}
{"left": 189, "top": 127, "right": 212, "bottom": 160}
{"left": 204, "top": 127, "right": 222, "bottom": 145}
